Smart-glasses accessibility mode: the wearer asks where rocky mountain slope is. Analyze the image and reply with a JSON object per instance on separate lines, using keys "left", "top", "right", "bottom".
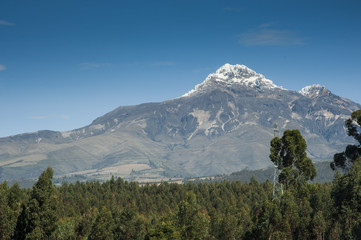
{"left": 1, "top": 64, "right": 360, "bottom": 182}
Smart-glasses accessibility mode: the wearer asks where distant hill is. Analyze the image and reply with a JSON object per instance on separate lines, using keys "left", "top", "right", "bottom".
{"left": 1, "top": 64, "right": 359, "bottom": 183}
{"left": 190, "top": 161, "right": 335, "bottom": 184}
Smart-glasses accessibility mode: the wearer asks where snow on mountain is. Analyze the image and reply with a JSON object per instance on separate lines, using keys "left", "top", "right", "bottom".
{"left": 299, "top": 84, "right": 326, "bottom": 97}
{"left": 183, "top": 63, "right": 282, "bottom": 97}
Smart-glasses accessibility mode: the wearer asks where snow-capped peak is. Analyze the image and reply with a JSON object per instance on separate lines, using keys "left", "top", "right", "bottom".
{"left": 299, "top": 84, "right": 326, "bottom": 97}
{"left": 183, "top": 63, "right": 281, "bottom": 97}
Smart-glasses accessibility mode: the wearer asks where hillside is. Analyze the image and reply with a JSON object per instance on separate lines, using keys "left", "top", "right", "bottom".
{"left": 190, "top": 161, "right": 335, "bottom": 184}
{"left": 0, "top": 64, "right": 360, "bottom": 182}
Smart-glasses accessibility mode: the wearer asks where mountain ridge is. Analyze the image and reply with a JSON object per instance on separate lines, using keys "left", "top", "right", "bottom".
{"left": 0, "top": 64, "right": 360, "bottom": 182}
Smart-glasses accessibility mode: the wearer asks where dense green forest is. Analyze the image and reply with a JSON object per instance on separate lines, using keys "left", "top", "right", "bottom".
{"left": 0, "top": 164, "right": 360, "bottom": 240}
{"left": 0, "top": 111, "right": 360, "bottom": 240}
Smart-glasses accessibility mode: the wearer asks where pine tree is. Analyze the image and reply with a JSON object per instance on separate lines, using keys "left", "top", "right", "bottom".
{"left": 88, "top": 206, "right": 115, "bottom": 240}
{"left": 15, "top": 167, "right": 58, "bottom": 240}
{"left": 0, "top": 182, "right": 21, "bottom": 239}
{"left": 331, "top": 158, "right": 361, "bottom": 238}
{"left": 176, "top": 191, "right": 210, "bottom": 240}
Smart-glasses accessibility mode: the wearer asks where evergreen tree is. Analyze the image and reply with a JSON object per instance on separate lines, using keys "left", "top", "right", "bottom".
{"left": 50, "top": 217, "right": 76, "bottom": 240}
{"left": 176, "top": 191, "right": 210, "bottom": 240}
{"left": 0, "top": 182, "right": 22, "bottom": 240}
{"left": 146, "top": 218, "right": 181, "bottom": 240}
{"left": 331, "top": 158, "right": 361, "bottom": 238}
{"left": 74, "top": 206, "right": 98, "bottom": 239}
{"left": 112, "top": 207, "right": 147, "bottom": 240}
{"left": 88, "top": 206, "right": 115, "bottom": 240}
{"left": 15, "top": 167, "right": 58, "bottom": 240}
{"left": 253, "top": 199, "right": 284, "bottom": 239}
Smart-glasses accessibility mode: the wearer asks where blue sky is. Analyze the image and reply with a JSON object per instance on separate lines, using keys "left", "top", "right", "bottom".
{"left": 0, "top": 0, "right": 360, "bottom": 137}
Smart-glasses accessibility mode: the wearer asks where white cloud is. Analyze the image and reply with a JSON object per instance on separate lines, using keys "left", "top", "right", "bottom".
{"left": 0, "top": 64, "right": 6, "bottom": 71}
{"left": 239, "top": 25, "right": 305, "bottom": 46}
{"left": 0, "top": 20, "right": 15, "bottom": 26}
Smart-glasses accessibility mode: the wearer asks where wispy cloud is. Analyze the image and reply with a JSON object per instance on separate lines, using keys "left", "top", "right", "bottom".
{"left": 150, "top": 61, "right": 176, "bottom": 66}
{"left": 239, "top": 24, "right": 305, "bottom": 46}
{"left": 30, "top": 115, "right": 53, "bottom": 120}
{"left": 258, "top": 22, "right": 276, "bottom": 28}
{"left": 0, "top": 20, "right": 15, "bottom": 26}
{"left": 223, "top": 7, "right": 244, "bottom": 12}
{"left": 79, "top": 62, "right": 111, "bottom": 70}
{"left": 0, "top": 64, "right": 6, "bottom": 71}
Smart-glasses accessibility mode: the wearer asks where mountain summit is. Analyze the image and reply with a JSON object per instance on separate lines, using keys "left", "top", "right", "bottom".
{"left": 183, "top": 64, "right": 280, "bottom": 97}
{"left": 0, "top": 64, "right": 360, "bottom": 183}
{"left": 299, "top": 84, "right": 330, "bottom": 98}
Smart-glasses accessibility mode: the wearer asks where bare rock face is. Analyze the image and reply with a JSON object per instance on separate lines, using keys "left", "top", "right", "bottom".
{"left": 1, "top": 64, "right": 360, "bottom": 182}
